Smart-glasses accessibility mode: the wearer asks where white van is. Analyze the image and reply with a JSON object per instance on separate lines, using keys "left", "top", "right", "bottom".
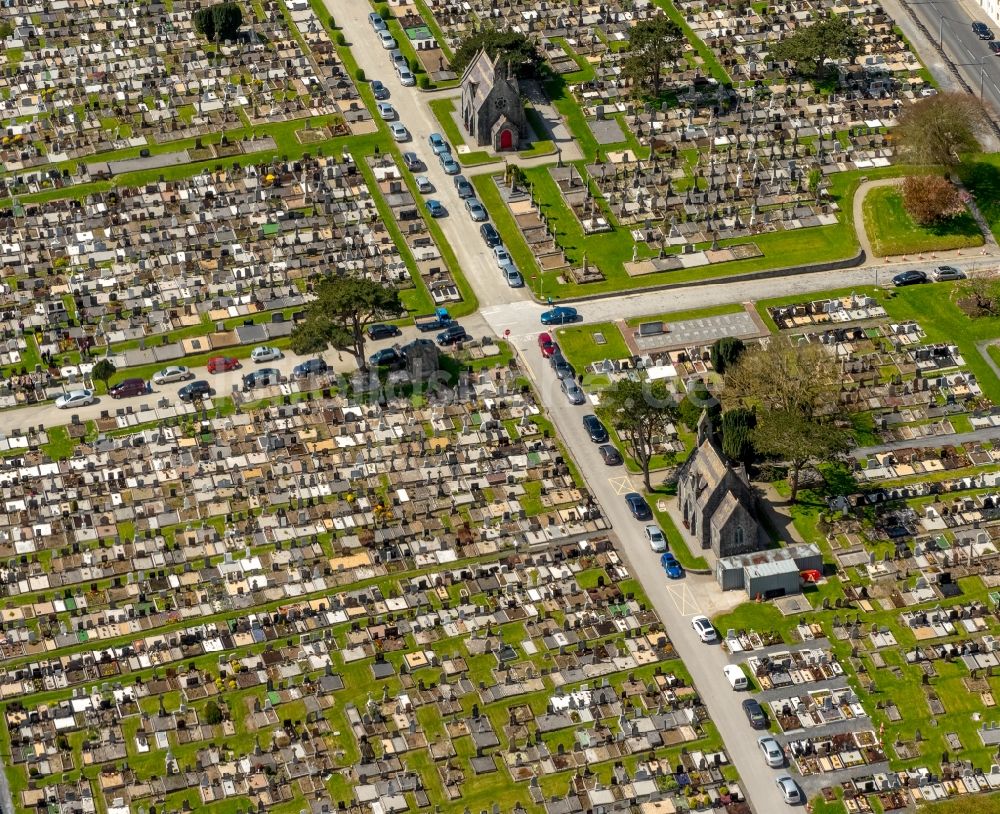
{"left": 723, "top": 664, "right": 748, "bottom": 691}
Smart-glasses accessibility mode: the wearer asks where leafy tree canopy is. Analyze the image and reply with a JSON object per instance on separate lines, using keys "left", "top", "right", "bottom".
{"left": 622, "top": 13, "right": 684, "bottom": 99}
{"left": 895, "top": 92, "right": 987, "bottom": 166}
{"left": 451, "top": 27, "right": 542, "bottom": 78}
{"left": 91, "top": 358, "right": 116, "bottom": 386}
{"left": 193, "top": 2, "right": 243, "bottom": 43}
{"left": 768, "top": 14, "right": 861, "bottom": 80}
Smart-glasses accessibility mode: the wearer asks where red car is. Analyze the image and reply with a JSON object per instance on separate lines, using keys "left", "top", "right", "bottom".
{"left": 207, "top": 356, "right": 239, "bottom": 374}
{"left": 538, "top": 332, "right": 557, "bottom": 358}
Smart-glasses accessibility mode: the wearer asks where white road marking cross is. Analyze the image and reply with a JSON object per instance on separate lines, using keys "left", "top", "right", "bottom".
{"left": 608, "top": 476, "right": 634, "bottom": 495}
{"left": 666, "top": 583, "right": 701, "bottom": 617}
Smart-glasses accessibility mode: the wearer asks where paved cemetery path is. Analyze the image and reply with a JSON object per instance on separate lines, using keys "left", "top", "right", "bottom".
{"left": 855, "top": 425, "right": 1000, "bottom": 455}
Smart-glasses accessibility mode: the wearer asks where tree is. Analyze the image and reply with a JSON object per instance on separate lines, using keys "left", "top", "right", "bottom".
{"left": 192, "top": 7, "right": 216, "bottom": 41}
{"left": 212, "top": 2, "right": 243, "bottom": 42}
{"left": 677, "top": 378, "right": 719, "bottom": 431}
{"left": 901, "top": 175, "right": 964, "bottom": 225}
{"left": 895, "top": 92, "right": 988, "bottom": 166}
{"left": 720, "top": 407, "right": 756, "bottom": 465}
{"left": 751, "top": 409, "right": 852, "bottom": 502}
{"left": 710, "top": 336, "right": 746, "bottom": 376}
{"left": 91, "top": 358, "right": 116, "bottom": 390}
{"left": 450, "top": 27, "right": 542, "bottom": 78}
{"left": 203, "top": 700, "right": 224, "bottom": 725}
{"left": 596, "top": 377, "right": 679, "bottom": 491}
{"left": 290, "top": 276, "right": 403, "bottom": 369}
{"left": 723, "top": 335, "right": 841, "bottom": 421}
{"left": 768, "top": 14, "right": 861, "bottom": 80}
{"left": 622, "top": 13, "right": 684, "bottom": 98}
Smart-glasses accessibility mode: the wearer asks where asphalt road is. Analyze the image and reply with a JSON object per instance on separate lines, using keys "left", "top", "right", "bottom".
{"left": 904, "top": 0, "right": 1000, "bottom": 115}
{"left": 331, "top": 1, "right": 527, "bottom": 311}
{"left": 511, "top": 338, "right": 794, "bottom": 812}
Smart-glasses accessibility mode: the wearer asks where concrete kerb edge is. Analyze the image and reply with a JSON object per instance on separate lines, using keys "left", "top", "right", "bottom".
{"left": 529, "top": 249, "right": 869, "bottom": 306}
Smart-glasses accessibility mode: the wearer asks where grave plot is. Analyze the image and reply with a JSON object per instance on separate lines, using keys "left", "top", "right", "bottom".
{"left": 767, "top": 686, "right": 868, "bottom": 733}
{"left": 367, "top": 155, "right": 463, "bottom": 306}
{"left": 0, "top": 153, "right": 444, "bottom": 405}
{"left": 786, "top": 730, "right": 887, "bottom": 776}
{"left": 0, "top": 0, "right": 363, "bottom": 172}
{"left": 744, "top": 647, "right": 845, "bottom": 690}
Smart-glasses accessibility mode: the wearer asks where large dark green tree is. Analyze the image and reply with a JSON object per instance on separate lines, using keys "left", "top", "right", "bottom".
{"left": 623, "top": 13, "right": 684, "bottom": 98}
{"left": 597, "top": 377, "right": 679, "bottom": 491}
{"left": 451, "top": 27, "right": 542, "bottom": 78}
{"left": 193, "top": 2, "right": 243, "bottom": 42}
{"left": 291, "top": 276, "right": 403, "bottom": 369}
{"left": 768, "top": 14, "right": 861, "bottom": 80}
{"left": 720, "top": 407, "right": 756, "bottom": 466}
{"left": 91, "top": 358, "right": 116, "bottom": 390}
{"left": 710, "top": 336, "right": 746, "bottom": 376}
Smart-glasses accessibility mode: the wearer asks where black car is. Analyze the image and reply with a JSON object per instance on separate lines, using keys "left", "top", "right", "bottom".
{"left": 742, "top": 698, "right": 769, "bottom": 730}
{"left": 454, "top": 174, "right": 475, "bottom": 198}
{"left": 990, "top": 40, "right": 1000, "bottom": 54}
{"left": 437, "top": 324, "right": 470, "bottom": 346}
{"left": 582, "top": 414, "right": 608, "bottom": 443}
{"left": 293, "top": 358, "right": 328, "bottom": 378}
{"left": 599, "top": 444, "right": 623, "bottom": 466}
{"left": 367, "top": 323, "right": 402, "bottom": 340}
{"left": 480, "top": 223, "right": 502, "bottom": 247}
{"left": 243, "top": 368, "right": 280, "bottom": 389}
{"left": 625, "top": 492, "right": 652, "bottom": 521}
{"left": 370, "top": 347, "right": 404, "bottom": 368}
{"left": 550, "top": 352, "right": 575, "bottom": 380}
{"left": 401, "top": 151, "right": 423, "bottom": 171}
{"left": 974, "top": 20, "right": 995, "bottom": 38}
{"left": 178, "top": 380, "right": 211, "bottom": 402}
{"left": 892, "top": 269, "right": 928, "bottom": 287}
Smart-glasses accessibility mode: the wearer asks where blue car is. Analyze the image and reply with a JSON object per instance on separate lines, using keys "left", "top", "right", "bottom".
{"left": 428, "top": 133, "right": 449, "bottom": 155}
{"left": 540, "top": 306, "right": 578, "bottom": 325}
{"left": 660, "top": 552, "right": 683, "bottom": 579}
{"left": 624, "top": 492, "right": 652, "bottom": 521}
{"left": 425, "top": 199, "right": 445, "bottom": 218}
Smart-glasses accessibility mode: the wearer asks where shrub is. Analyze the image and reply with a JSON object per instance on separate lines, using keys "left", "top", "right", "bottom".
{"left": 417, "top": 74, "right": 430, "bottom": 89}
{"left": 355, "top": 67, "right": 365, "bottom": 82}
{"left": 327, "top": 14, "right": 336, "bottom": 28}
{"left": 901, "top": 175, "right": 964, "bottom": 226}
{"left": 335, "top": 31, "right": 345, "bottom": 45}
{"left": 377, "top": 4, "right": 390, "bottom": 19}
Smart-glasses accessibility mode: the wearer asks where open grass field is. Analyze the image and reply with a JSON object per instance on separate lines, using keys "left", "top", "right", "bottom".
{"left": 863, "top": 185, "right": 983, "bottom": 256}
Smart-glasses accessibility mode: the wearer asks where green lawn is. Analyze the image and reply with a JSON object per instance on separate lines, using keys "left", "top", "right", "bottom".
{"left": 863, "top": 185, "right": 983, "bottom": 256}
{"left": 957, "top": 153, "right": 1000, "bottom": 242}
{"left": 428, "top": 97, "right": 466, "bottom": 149}
{"left": 553, "top": 321, "right": 630, "bottom": 368}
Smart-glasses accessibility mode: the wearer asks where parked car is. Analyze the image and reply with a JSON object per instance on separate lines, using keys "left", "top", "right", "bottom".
{"left": 293, "top": 358, "right": 328, "bottom": 378}
{"left": 691, "top": 615, "right": 717, "bottom": 643}
{"left": 376, "top": 102, "right": 396, "bottom": 120}
{"left": 108, "top": 378, "right": 147, "bottom": 399}
{"left": 582, "top": 414, "right": 608, "bottom": 443}
{"left": 377, "top": 30, "right": 396, "bottom": 49}
{"left": 624, "top": 492, "right": 652, "bottom": 520}
{"left": 389, "top": 122, "right": 409, "bottom": 142}
{"left": 178, "top": 380, "right": 211, "bottom": 402}
{"left": 415, "top": 175, "right": 433, "bottom": 193}
{"left": 389, "top": 49, "right": 406, "bottom": 70}
{"left": 502, "top": 264, "right": 523, "bottom": 287}
{"left": 598, "top": 444, "right": 623, "bottom": 466}
{"left": 369, "top": 12, "right": 386, "bottom": 31}
{"left": 439, "top": 153, "right": 460, "bottom": 174}
{"left": 660, "top": 552, "right": 683, "bottom": 579}
{"left": 371, "top": 79, "right": 390, "bottom": 99}
{"left": 974, "top": 20, "right": 995, "bottom": 39}
{"left": 744, "top": 701, "right": 770, "bottom": 730}
{"left": 550, "top": 352, "right": 574, "bottom": 380}
{"left": 493, "top": 245, "right": 512, "bottom": 267}
{"left": 401, "top": 151, "right": 422, "bottom": 171}
{"left": 207, "top": 356, "right": 239, "bottom": 374}
{"left": 454, "top": 175, "right": 474, "bottom": 198}
{"left": 251, "top": 345, "right": 282, "bottom": 363}
{"left": 243, "top": 368, "right": 280, "bottom": 389}
{"left": 537, "top": 332, "right": 557, "bottom": 357}
{"left": 415, "top": 308, "right": 454, "bottom": 332}
{"left": 425, "top": 199, "right": 445, "bottom": 218}
{"left": 561, "top": 377, "right": 586, "bottom": 405}
{"left": 437, "top": 324, "right": 470, "bottom": 346}
{"left": 892, "top": 269, "right": 928, "bottom": 287}
{"left": 367, "top": 323, "right": 402, "bottom": 340}
{"left": 152, "top": 365, "right": 192, "bottom": 384}
{"left": 933, "top": 265, "right": 965, "bottom": 281}
{"left": 428, "top": 133, "right": 449, "bottom": 154}
{"left": 396, "top": 66, "right": 416, "bottom": 86}
{"left": 55, "top": 388, "right": 95, "bottom": 409}
{"left": 480, "top": 223, "right": 502, "bottom": 247}
{"left": 991, "top": 40, "right": 1000, "bottom": 54}
{"left": 465, "top": 198, "right": 488, "bottom": 221}
{"left": 370, "top": 347, "right": 404, "bottom": 368}
{"left": 775, "top": 776, "right": 801, "bottom": 805}
{"left": 646, "top": 524, "right": 666, "bottom": 552}
{"left": 758, "top": 735, "right": 784, "bottom": 765}
{"left": 540, "top": 306, "right": 578, "bottom": 325}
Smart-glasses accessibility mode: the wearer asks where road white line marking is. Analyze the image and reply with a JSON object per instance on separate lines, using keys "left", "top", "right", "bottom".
{"left": 666, "top": 583, "right": 701, "bottom": 617}
{"left": 608, "top": 475, "right": 634, "bottom": 495}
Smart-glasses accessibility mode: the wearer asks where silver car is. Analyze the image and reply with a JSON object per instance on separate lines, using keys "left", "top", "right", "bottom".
{"left": 758, "top": 736, "right": 784, "bottom": 768}
{"left": 934, "top": 265, "right": 965, "bottom": 281}
{"left": 561, "top": 377, "right": 585, "bottom": 405}
{"left": 152, "top": 365, "right": 192, "bottom": 384}
{"left": 775, "top": 776, "right": 801, "bottom": 805}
